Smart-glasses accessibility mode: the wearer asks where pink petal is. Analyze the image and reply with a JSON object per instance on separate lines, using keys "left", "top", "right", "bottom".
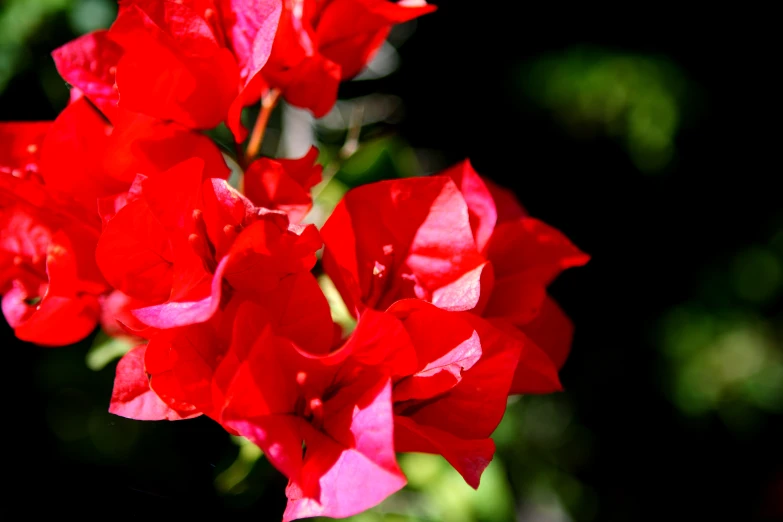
{"left": 220, "top": 0, "right": 282, "bottom": 84}
{"left": 110, "top": 345, "right": 195, "bottom": 420}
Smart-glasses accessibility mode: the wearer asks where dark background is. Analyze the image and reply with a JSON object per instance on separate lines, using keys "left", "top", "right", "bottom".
{"left": 2, "top": 2, "right": 780, "bottom": 520}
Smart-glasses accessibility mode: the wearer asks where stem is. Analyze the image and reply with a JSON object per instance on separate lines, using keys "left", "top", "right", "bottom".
{"left": 245, "top": 88, "right": 281, "bottom": 161}
{"left": 311, "top": 104, "right": 365, "bottom": 202}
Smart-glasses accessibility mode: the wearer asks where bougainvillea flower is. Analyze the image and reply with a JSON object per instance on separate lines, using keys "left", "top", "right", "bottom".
{"left": 96, "top": 157, "right": 322, "bottom": 330}
{"left": 1, "top": 116, "right": 110, "bottom": 346}
{"left": 0, "top": 175, "right": 108, "bottom": 346}
{"left": 140, "top": 274, "right": 392, "bottom": 520}
{"left": 107, "top": 0, "right": 241, "bottom": 129}
{"left": 135, "top": 286, "right": 537, "bottom": 516}
{"left": 259, "top": 0, "right": 436, "bottom": 119}
{"left": 322, "top": 161, "right": 589, "bottom": 394}
{"left": 0, "top": 96, "right": 229, "bottom": 345}
{"left": 140, "top": 292, "right": 402, "bottom": 520}
{"left": 380, "top": 300, "right": 525, "bottom": 487}
{"left": 61, "top": 0, "right": 281, "bottom": 136}
{"left": 243, "top": 146, "right": 322, "bottom": 223}
{"left": 321, "top": 175, "right": 488, "bottom": 315}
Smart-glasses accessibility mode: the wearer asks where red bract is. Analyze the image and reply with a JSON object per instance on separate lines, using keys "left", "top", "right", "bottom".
{"left": 52, "top": 29, "right": 123, "bottom": 121}
{"left": 96, "top": 157, "right": 322, "bottom": 330}
{"left": 322, "top": 160, "right": 589, "bottom": 394}
{"left": 259, "top": 0, "right": 436, "bottom": 118}
{"left": 243, "top": 146, "right": 322, "bottom": 223}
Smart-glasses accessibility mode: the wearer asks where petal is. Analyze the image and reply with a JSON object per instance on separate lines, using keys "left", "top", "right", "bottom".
{"left": 482, "top": 177, "right": 527, "bottom": 224}
{"left": 441, "top": 159, "right": 497, "bottom": 252}
{"left": 430, "top": 261, "right": 494, "bottom": 313}
{"left": 51, "top": 30, "right": 122, "bottom": 121}
{"left": 388, "top": 301, "right": 483, "bottom": 402}
{"left": 486, "top": 217, "right": 590, "bottom": 282}
{"left": 395, "top": 415, "right": 494, "bottom": 489}
{"left": 13, "top": 293, "right": 100, "bottom": 347}
{"left": 0, "top": 122, "right": 50, "bottom": 173}
{"left": 145, "top": 321, "right": 227, "bottom": 417}
{"left": 38, "top": 98, "right": 126, "bottom": 209}
{"left": 482, "top": 271, "right": 547, "bottom": 325}
{"left": 219, "top": 0, "right": 282, "bottom": 84}
{"left": 322, "top": 176, "right": 482, "bottom": 313}
{"left": 131, "top": 254, "right": 227, "bottom": 328}
{"left": 243, "top": 147, "right": 322, "bottom": 223}
{"left": 222, "top": 220, "right": 321, "bottom": 296}
{"left": 110, "top": 3, "right": 238, "bottom": 129}
{"left": 316, "top": 0, "right": 436, "bottom": 79}
{"left": 397, "top": 314, "right": 522, "bottom": 439}
{"left": 489, "top": 319, "right": 563, "bottom": 395}
{"left": 224, "top": 414, "right": 304, "bottom": 481}
{"left": 95, "top": 198, "right": 174, "bottom": 302}
{"left": 519, "top": 295, "right": 575, "bottom": 370}
{"left": 276, "top": 54, "right": 342, "bottom": 118}
{"left": 107, "top": 112, "right": 230, "bottom": 180}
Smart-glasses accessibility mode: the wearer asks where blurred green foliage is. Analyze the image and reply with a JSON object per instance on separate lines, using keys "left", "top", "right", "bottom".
{"left": 660, "top": 224, "right": 783, "bottom": 429}
{"left": 0, "top": 0, "right": 116, "bottom": 98}
{"left": 522, "top": 48, "right": 692, "bottom": 173}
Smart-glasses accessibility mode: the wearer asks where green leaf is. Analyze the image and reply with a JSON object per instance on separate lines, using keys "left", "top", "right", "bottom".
{"left": 214, "top": 436, "right": 264, "bottom": 494}
{"left": 85, "top": 330, "right": 135, "bottom": 371}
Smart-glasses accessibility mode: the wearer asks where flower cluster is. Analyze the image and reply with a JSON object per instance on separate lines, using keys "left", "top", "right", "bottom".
{"left": 0, "top": 1, "right": 588, "bottom": 520}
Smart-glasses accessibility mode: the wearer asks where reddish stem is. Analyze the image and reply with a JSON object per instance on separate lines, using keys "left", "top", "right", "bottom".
{"left": 245, "top": 88, "right": 281, "bottom": 162}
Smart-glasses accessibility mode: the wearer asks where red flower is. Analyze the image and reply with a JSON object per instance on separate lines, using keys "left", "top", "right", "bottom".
{"left": 107, "top": 0, "right": 243, "bottom": 129}
{"left": 0, "top": 112, "right": 109, "bottom": 346}
{"left": 137, "top": 276, "right": 402, "bottom": 521}
{"left": 0, "top": 174, "right": 107, "bottom": 346}
{"left": 258, "top": 0, "right": 436, "bottom": 118}
{"left": 321, "top": 160, "right": 589, "bottom": 394}
{"left": 96, "top": 157, "right": 322, "bottom": 330}
{"left": 54, "top": 0, "right": 282, "bottom": 137}
{"left": 127, "top": 280, "right": 530, "bottom": 515}
{"left": 0, "top": 94, "right": 229, "bottom": 345}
